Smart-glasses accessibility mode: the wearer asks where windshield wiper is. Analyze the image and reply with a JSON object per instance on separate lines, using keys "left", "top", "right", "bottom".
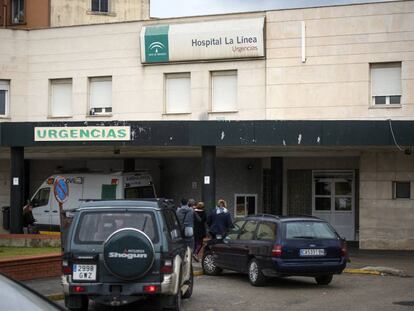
{"left": 291, "top": 236, "right": 315, "bottom": 239}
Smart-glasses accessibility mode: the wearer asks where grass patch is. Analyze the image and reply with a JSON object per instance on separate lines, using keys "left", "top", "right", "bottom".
{"left": 0, "top": 246, "right": 61, "bottom": 259}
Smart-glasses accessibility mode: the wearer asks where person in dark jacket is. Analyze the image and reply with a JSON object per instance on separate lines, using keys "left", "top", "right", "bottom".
{"left": 176, "top": 198, "right": 198, "bottom": 249}
{"left": 207, "top": 199, "right": 233, "bottom": 240}
{"left": 22, "top": 203, "right": 38, "bottom": 234}
{"left": 193, "top": 201, "right": 207, "bottom": 261}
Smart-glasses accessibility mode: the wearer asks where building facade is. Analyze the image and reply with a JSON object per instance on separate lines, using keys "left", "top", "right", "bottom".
{"left": 0, "top": 1, "right": 413, "bottom": 249}
{"left": 50, "top": 0, "right": 150, "bottom": 27}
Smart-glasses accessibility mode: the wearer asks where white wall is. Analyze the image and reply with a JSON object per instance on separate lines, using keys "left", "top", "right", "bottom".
{"left": 265, "top": 1, "right": 414, "bottom": 120}
{"left": 2, "top": 2, "right": 413, "bottom": 122}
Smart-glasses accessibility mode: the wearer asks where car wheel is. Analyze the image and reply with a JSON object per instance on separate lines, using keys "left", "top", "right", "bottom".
{"left": 182, "top": 266, "right": 193, "bottom": 299}
{"left": 247, "top": 258, "right": 266, "bottom": 287}
{"left": 64, "top": 295, "right": 88, "bottom": 311}
{"left": 315, "top": 274, "right": 333, "bottom": 285}
{"left": 202, "top": 251, "right": 222, "bottom": 276}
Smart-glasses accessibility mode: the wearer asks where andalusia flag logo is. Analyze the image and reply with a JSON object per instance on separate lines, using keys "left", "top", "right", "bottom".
{"left": 144, "top": 25, "right": 169, "bottom": 63}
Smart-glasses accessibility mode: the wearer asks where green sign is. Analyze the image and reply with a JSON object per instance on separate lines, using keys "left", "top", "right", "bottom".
{"left": 34, "top": 126, "right": 131, "bottom": 141}
{"left": 144, "top": 25, "right": 169, "bottom": 63}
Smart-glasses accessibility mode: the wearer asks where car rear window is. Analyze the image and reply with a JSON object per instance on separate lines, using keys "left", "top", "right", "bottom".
{"left": 284, "top": 221, "right": 337, "bottom": 240}
{"left": 75, "top": 211, "right": 158, "bottom": 244}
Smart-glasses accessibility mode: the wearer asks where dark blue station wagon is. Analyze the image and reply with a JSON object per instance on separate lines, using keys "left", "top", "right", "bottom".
{"left": 202, "top": 215, "right": 348, "bottom": 286}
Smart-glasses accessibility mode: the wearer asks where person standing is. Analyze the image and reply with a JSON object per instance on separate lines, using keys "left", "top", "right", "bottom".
{"left": 193, "top": 201, "right": 207, "bottom": 261}
{"left": 176, "top": 198, "right": 196, "bottom": 250}
{"left": 22, "top": 203, "right": 38, "bottom": 234}
{"left": 207, "top": 199, "right": 232, "bottom": 240}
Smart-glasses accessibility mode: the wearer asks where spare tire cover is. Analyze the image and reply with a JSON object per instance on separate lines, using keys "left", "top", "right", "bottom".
{"left": 103, "top": 228, "right": 155, "bottom": 280}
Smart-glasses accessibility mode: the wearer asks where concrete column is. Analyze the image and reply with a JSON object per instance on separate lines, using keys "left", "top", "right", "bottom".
{"left": 202, "top": 146, "right": 216, "bottom": 211}
{"left": 271, "top": 157, "right": 283, "bottom": 215}
{"left": 10, "top": 147, "right": 24, "bottom": 233}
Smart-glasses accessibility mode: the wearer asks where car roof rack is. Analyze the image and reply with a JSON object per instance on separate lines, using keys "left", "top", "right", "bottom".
{"left": 286, "top": 214, "right": 320, "bottom": 219}
{"left": 78, "top": 198, "right": 175, "bottom": 208}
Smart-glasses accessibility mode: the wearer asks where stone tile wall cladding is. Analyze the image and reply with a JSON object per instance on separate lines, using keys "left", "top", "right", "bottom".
{"left": 359, "top": 151, "right": 414, "bottom": 250}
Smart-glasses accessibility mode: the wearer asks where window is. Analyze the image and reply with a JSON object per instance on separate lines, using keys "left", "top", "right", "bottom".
{"left": 76, "top": 211, "right": 158, "bottom": 243}
{"left": 256, "top": 222, "right": 276, "bottom": 241}
{"left": 284, "top": 221, "right": 337, "bottom": 240}
{"left": 164, "top": 210, "right": 182, "bottom": 240}
{"left": 211, "top": 70, "right": 237, "bottom": 112}
{"left": 91, "top": 0, "right": 108, "bottom": 13}
{"left": 165, "top": 73, "right": 191, "bottom": 114}
{"left": 0, "top": 80, "right": 10, "bottom": 116}
{"left": 11, "top": 0, "right": 25, "bottom": 24}
{"left": 89, "top": 77, "right": 112, "bottom": 115}
{"left": 239, "top": 221, "right": 257, "bottom": 240}
{"left": 371, "top": 63, "right": 402, "bottom": 106}
{"left": 235, "top": 194, "right": 257, "bottom": 218}
{"left": 31, "top": 188, "right": 50, "bottom": 207}
{"left": 225, "top": 220, "right": 245, "bottom": 240}
{"left": 50, "top": 79, "right": 72, "bottom": 117}
{"left": 393, "top": 181, "right": 411, "bottom": 199}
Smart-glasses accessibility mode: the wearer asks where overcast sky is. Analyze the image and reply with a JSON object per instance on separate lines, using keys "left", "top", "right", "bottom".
{"left": 150, "top": 0, "right": 391, "bottom": 18}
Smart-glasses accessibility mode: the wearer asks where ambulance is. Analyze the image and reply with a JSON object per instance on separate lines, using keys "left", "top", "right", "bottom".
{"left": 29, "top": 171, "right": 156, "bottom": 231}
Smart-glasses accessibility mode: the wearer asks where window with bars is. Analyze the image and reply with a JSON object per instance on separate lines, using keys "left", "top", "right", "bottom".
{"left": 371, "top": 62, "right": 402, "bottom": 106}
{"left": 11, "top": 0, "right": 25, "bottom": 24}
{"left": 89, "top": 77, "right": 112, "bottom": 115}
{"left": 91, "top": 0, "right": 109, "bottom": 13}
{"left": 393, "top": 181, "right": 411, "bottom": 199}
{"left": 0, "top": 80, "right": 10, "bottom": 116}
{"left": 50, "top": 79, "right": 72, "bottom": 117}
{"left": 211, "top": 70, "right": 237, "bottom": 112}
{"left": 165, "top": 73, "right": 191, "bottom": 114}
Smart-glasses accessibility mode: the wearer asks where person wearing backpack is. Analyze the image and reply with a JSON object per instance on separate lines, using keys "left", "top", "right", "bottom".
{"left": 176, "top": 198, "right": 199, "bottom": 250}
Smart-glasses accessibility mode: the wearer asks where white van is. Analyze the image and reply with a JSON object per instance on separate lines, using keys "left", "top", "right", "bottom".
{"left": 30, "top": 172, "right": 156, "bottom": 231}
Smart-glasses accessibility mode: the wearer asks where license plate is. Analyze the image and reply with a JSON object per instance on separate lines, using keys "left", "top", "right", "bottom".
{"left": 300, "top": 249, "right": 325, "bottom": 256}
{"left": 73, "top": 264, "right": 97, "bottom": 281}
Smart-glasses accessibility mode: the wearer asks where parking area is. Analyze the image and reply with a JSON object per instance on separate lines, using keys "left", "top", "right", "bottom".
{"left": 51, "top": 271, "right": 414, "bottom": 311}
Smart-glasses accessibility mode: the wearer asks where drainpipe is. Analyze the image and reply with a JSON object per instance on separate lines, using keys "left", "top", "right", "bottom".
{"left": 2, "top": 3, "right": 7, "bottom": 28}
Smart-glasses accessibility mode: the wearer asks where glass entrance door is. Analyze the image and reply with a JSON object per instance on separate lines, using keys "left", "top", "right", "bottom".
{"left": 312, "top": 171, "right": 355, "bottom": 241}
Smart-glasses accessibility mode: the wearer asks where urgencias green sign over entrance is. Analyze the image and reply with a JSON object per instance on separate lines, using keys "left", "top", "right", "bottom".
{"left": 34, "top": 126, "right": 131, "bottom": 141}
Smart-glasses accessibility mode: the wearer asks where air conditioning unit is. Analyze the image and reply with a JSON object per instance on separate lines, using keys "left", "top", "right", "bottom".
{"left": 90, "top": 107, "right": 112, "bottom": 115}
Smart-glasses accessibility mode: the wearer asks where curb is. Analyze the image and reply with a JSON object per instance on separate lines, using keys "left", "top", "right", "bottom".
{"left": 344, "top": 268, "right": 381, "bottom": 276}
{"left": 194, "top": 270, "right": 204, "bottom": 276}
{"left": 47, "top": 293, "right": 64, "bottom": 301}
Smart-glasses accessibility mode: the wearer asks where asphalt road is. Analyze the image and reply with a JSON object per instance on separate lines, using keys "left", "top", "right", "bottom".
{"left": 57, "top": 272, "right": 414, "bottom": 311}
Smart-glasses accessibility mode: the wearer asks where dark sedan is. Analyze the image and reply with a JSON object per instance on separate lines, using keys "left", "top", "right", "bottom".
{"left": 202, "top": 215, "right": 348, "bottom": 286}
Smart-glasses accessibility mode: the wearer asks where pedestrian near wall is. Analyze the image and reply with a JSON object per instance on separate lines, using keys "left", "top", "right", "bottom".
{"left": 207, "top": 199, "right": 233, "bottom": 240}
{"left": 22, "top": 203, "right": 38, "bottom": 234}
{"left": 176, "top": 198, "right": 198, "bottom": 250}
{"left": 193, "top": 201, "right": 207, "bottom": 261}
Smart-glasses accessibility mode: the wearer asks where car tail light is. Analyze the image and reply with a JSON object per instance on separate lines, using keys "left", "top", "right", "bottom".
{"left": 272, "top": 244, "right": 283, "bottom": 257}
{"left": 341, "top": 240, "right": 348, "bottom": 258}
{"left": 160, "top": 259, "right": 173, "bottom": 274}
{"left": 62, "top": 259, "right": 72, "bottom": 275}
{"left": 73, "top": 286, "right": 85, "bottom": 293}
{"left": 143, "top": 285, "right": 158, "bottom": 293}
{"left": 62, "top": 266, "right": 72, "bottom": 275}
